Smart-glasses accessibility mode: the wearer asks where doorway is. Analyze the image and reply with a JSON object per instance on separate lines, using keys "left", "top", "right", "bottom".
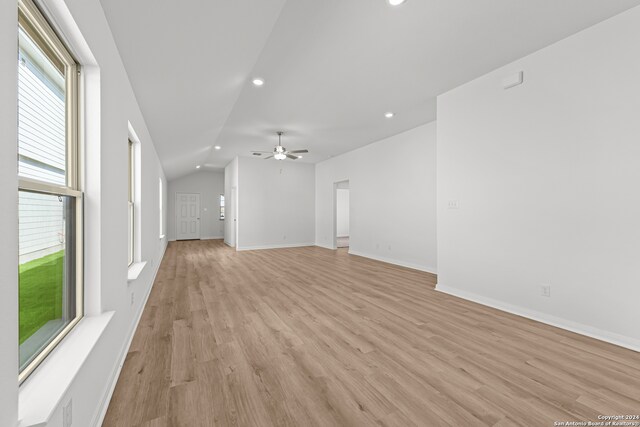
{"left": 334, "top": 180, "right": 350, "bottom": 249}
{"left": 176, "top": 192, "right": 201, "bottom": 240}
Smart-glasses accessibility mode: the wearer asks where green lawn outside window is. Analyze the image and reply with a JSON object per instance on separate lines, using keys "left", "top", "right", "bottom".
{"left": 19, "top": 250, "right": 64, "bottom": 344}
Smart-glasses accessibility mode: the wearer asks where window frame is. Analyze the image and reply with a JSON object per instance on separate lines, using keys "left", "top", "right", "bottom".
{"left": 159, "top": 177, "right": 164, "bottom": 238}
{"left": 17, "top": 0, "right": 83, "bottom": 384}
{"left": 128, "top": 139, "right": 135, "bottom": 266}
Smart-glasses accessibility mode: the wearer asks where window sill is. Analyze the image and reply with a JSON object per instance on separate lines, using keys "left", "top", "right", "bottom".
{"left": 19, "top": 311, "right": 114, "bottom": 427}
{"left": 127, "top": 261, "right": 147, "bottom": 283}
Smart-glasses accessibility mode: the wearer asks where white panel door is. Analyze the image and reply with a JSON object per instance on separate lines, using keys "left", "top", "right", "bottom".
{"left": 176, "top": 193, "right": 200, "bottom": 240}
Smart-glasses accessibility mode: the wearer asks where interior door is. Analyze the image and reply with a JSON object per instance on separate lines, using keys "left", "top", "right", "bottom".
{"left": 176, "top": 193, "right": 200, "bottom": 240}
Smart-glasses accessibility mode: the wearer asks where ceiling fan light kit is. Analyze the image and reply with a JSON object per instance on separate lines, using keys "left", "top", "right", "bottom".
{"left": 252, "top": 132, "right": 309, "bottom": 161}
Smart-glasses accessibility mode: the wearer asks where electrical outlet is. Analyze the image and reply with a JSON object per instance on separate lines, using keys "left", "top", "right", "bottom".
{"left": 63, "top": 399, "right": 72, "bottom": 427}
{"left": 540, "top": 285, "right": 551, "bottom": 297}
{"left": 130, "top": 292, "right": 135, "bottom": 306}
{"left": 448, "top": 200, "right": 460, "bottom": 210}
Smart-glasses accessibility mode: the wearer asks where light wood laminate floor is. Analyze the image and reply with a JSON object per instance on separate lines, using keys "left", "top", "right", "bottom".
{"left": 103, "top": 240, "right": 640, "bottom": 426}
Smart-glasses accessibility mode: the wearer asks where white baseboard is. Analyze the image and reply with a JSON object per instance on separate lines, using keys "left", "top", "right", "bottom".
{"left": 236, "top": 242, "right": 315, "bottom": 251}
{"left": 91, "top": 240, "right": 168, "bottom": 427}
{"left": 347, "top": 249, "right": 437, "bottom": 275}
{"left": 201, "top": 235, "right": 224, "bottom": 240}
{"left": 435, "top": 283, "right": 640, "bottom": 353}
{"left": 169, "top": 236, "right": 223, "bottom": 242}
{"left": 315, "top": 243, "right": 334, "bottom": 250}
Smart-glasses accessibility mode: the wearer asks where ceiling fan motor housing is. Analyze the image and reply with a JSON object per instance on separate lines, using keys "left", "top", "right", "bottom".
{"left": 251, "top": 132, "right": 308, "bottom": 160}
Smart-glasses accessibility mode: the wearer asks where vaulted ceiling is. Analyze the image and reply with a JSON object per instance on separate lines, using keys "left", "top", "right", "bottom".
{"left": 100, "top": 0, "right": 640, "bottom": 180}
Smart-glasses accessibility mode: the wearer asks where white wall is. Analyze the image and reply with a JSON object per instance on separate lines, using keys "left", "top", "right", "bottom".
{"left": 237, "top": 157, "right": 315, "bottom": 250}
{"left": 224, "top": 157, "right": 238, "bottom": 246}
{"left": 0, "top": 0, "right": 168, "bottom": 426}
{"left": 168, "top": 170, "right": 225, "bottom": 241}
{"left": 0, "top": 0, "right": 19, "bottom": 424}
{"left": 316, "top": 122, "right": 437, "bottom": 273}
{"left": 336, "top": 189, "right": 350, "bottom": 237}
{"left": 437, "top": 6, "right": 640, "bottom": 350}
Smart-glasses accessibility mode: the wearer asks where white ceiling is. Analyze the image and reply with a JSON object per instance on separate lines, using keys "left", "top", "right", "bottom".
{"left": 100, "top": 0, "right": 640, "bottom": 180}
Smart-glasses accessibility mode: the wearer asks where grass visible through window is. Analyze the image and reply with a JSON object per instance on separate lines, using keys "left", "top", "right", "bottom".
{"left": 19, "top": 250, "right": 64, "bottom": 344}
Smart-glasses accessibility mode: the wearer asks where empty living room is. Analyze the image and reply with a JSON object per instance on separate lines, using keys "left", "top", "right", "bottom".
{"left": 2, "top": 0, "right": 640, "bottom": 426}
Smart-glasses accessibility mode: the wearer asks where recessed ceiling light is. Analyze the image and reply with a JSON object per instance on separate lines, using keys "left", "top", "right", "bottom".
{"left": 252, "top": 78, "right": 265, "bottom": 86}
{"left": 196, "top": 165, "right": 201, "bottom": 169}
{"left": 214, "top": 146, "right": 221, "bottom": 150}
{"left": 385, "top": 112, "right": 395, "bottom": 118}
{"left": 298, "top": 156, "right": 303, "bottom": 159}
{"left": 387, "top": 0, "right": 406, "bottom": 5}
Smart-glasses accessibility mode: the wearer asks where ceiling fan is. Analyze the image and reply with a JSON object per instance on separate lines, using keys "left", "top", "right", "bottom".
{"left": 251, "top": 132, "right": 308, "bottom": 160}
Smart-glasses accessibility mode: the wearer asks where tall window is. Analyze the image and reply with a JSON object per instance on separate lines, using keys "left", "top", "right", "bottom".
{"left": 159, "top": 177, "right": 164, "bottom": 237}
{"left": 128, "top": 139, "right": 135, "bottom": 266}
{"left": 219, "top": 194, "right": 225, "bottom": 220}
{"left": 18, "top": 0, "right": 82, "bottom": 381}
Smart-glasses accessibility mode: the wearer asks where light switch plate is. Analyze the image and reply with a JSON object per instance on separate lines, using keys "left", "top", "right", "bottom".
{"left": 540, "top": 284, "right": 551, "bottom": 297}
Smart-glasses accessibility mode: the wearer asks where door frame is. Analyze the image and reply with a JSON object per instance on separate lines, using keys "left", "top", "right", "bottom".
{"left": 175, "top": 192, "right": 201, "bottom": 240}
{"left": 333, "top": 180, "right": 349, "bottom": 250}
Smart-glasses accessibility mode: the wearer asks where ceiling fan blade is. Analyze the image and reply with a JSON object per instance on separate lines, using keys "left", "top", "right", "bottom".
{"left": 264, "top": 155, "right": 274, "bottom": 159}
{"left": 289, "top": 149, "right": 308, "bottom": 154}
{"left": 286, "top": 154, "right": 299, "bottom": 160}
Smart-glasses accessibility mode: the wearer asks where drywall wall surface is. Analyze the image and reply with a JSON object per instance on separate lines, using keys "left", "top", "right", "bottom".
{"left": 336, "top": 189, "right": 350, "bottom": 237}
{"left": 224, "top": 157, "right": 238, "bottom": 246}
{"left": 437, "top": 5, "right": 640, "bottom": 348}
{"left": 237, "top": 157, "right": 315, "bottom": 250}
{"left": 0, "top": 0, "right": 19, "bottom": 424}
{"left": 316, "top": 122, "right": 437, "bottom": 273}
{"left": 168, "top": 171, "right": 225, "bottom": 240}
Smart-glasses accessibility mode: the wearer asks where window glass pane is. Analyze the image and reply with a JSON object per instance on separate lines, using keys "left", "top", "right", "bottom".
{"left": 128, "top": 141, "right": 135, "bottom": 263}
{"left": 128, "top": 201, "right": 134, "bottom": 265}
{"left": 19, "top": 190, "right": 76, "bottom": 371}
{"left": 18, "top": 27, "right": 66, "bottom": 186}
{"left": 159, "top": 178, "right": 163, "bottom": 236}
{"left": 128, "top": 141, "right": 132, "bottom": 202}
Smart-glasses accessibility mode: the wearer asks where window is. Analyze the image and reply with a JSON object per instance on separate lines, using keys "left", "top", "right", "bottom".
{"left": 159, "top": 177, "right": 164, "bottom": 238}
{"left": 128, "top": 139, "right": 135, "bottom": 266}
{"left": 219, "top": 194, "right": 225, "bottom": 220}
{"left": 18, "top": 0, "right": 82, "bottom": 382}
